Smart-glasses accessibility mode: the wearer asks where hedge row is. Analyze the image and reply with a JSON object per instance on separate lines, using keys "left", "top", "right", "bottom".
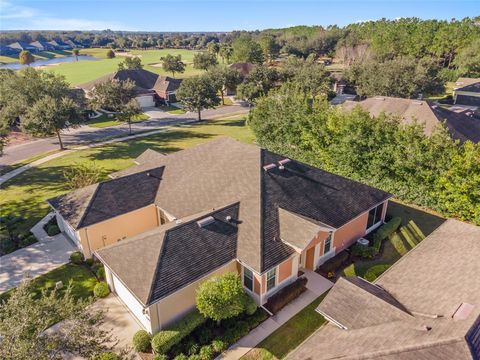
{"left": 352, "top": 217, "right": 402, "bottom": 259}
{"left": 265, "top": 277, "right": 308, "bottom": 314}
{"left": 152, "top": 311, "right": 206, "bottom": 354}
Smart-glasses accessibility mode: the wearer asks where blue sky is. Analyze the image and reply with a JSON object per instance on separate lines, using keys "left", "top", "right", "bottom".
{"left": 1, "top": 0, "right": 479, "bottom": 32}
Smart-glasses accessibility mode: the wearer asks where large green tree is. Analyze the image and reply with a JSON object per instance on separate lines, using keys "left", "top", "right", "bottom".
{"left": 19, "top": 50, "right": 34, "bottom": 66}
{"left": 117, "top": 56, "right": 143, "bottom": 70}
{"left": 346, "top": 56, "right": 444, "bottom": 98}
{"left": 22, "top": 95, "right": 83, "bottom": 150}
{"left": 177, "top": 73, "right": 220, "bottom": 121}
{"left": 206, "top": 65, "right": 242, "bottom": 105}
{"left": 280, "top": 57, "right": 332, "bottom": 97}
{"left": 232, "top": 34, "right": 264, "bottom": 64}
{"left": 454, "top": 38, "right": 480, "bottom": 78}
{"left": 160, "top": 54, "right": 185, "bottom": 78}
{"left": 219, "top": 43, "right": 233, "bottom": 64}
{"left": 193, "top": 52, "right": 218, "bottom": 70}
{"left": 0, "top": 280, "right": 118, "bottom": 359}
{"left": 88, "top": 79, "right": 137, "bottom": 112}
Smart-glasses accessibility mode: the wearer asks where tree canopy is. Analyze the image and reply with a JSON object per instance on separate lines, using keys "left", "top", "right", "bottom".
{"left": 193, "top": 52, "right": 218, "bottom": 70}
{"left": 177, "top": 73, "right": 220, "bottom": 121}
{"left": 117, "top": 56, "right": 143, "bottom": 70}
{"left": 232, "top": 34, "right": 264, "bottom": 64}
{"left": 19, "top": 50, "right": 34, "bottom": 66}
{"left": 160, "top": 54, "right": 186, "bottom": 78}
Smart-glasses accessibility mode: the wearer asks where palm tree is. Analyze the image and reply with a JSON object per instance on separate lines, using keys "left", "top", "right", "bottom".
{"left": 73, "top": 48, "right": 80, "bottom": 61}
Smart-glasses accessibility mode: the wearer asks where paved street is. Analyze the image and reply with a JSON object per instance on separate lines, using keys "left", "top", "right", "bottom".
{"left": 1, "top": 104, "right": 248, "bottom": 166}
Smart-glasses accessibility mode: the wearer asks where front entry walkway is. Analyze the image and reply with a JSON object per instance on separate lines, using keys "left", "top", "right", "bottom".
{"left": 0, "top": 213, "right": 77, "bottom": 293}
{"left": 218, "top": 270, "right": 333, "bottom": 360}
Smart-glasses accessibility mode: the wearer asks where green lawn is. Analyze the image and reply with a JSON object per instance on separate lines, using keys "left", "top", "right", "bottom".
{"left": 342, "top": 200, "right": 446, "bottom": 279}
{"left": 0, "top": 116, "right": 253, "bottom": 234}
{"left": 87, "top": 112, "right": 150, "bottom": 128}
{"left": 0, "top": 263, "right": 97, "bottom": 302}
{"left": 158, "top": 105, "right": 187, "bottom": 114}
{"left": 241, "top": 294, "right": 328, "bottom": 360}
{"left": 45, "top": 48, "right": 203, "bottom": 86}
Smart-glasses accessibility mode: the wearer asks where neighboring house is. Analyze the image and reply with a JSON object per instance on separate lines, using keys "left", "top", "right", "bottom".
{"left": 47, "top": 40, "right": 71, "bottom": 50}
{"left": 342, "top": 96, "right": 480, "bottom": 143}
{"left": 48, "top": 138, "right": 391, "bottom": 333}
{"left": 0, "top": 44, "right": 20, "bottom": 56}
{"left": 64, "top": 39, "right": 83, "bottom": 48}
{"left": 29, "top": 41, "right": 56, "bottom": 51}
{"left": 77, "top": 69, "right": 182, "bottom": 108}
{"left": 453, "top": 77, "right": 480, "bottom": 107}
{"left": 7, "top": 41, "right": 37, "bottom": 52}
{"left": 289, "top": 219, "right": 480, "bottom": 360}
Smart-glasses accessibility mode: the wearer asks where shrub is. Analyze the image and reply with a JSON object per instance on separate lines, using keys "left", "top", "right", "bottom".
{"left": 47, "top": 224, "right": 60, "bottom": 236}
{"left": 94, "top": 282, "right": 110, "bottom": 298}
{"left": 153, "top": 355, "right": 168, "bottom": 360}
{"left": 19, "top": 233, "right": 37, "bottom": 247}
{"left": 244, "top": 295, "right": 257, "bottom": 316}
{"left": 96, "top": 267, "right": 106, "bottom": 280}
{"left": 211, "top": 339, "right": 226, "bottom": 353}
{"left": 199, "top": 345, "right": 215, "bottom": 360}
{"left": 364, "top": 264, "right": 391, "bottom": 282}
{"left": 317, "top": 251, "right": 350, "bottom": 276}
{"left": 85, "top": 258, "right": 95, "bottom": 267}
{"left": 265, "top": 277, "right": 308, "bottom": 314}
{"left": 373, "top": 217, "right": 402, "bottom": 242}
{"left": 151, "top": 311, "right": 206, "bottom": 354}
{"left": 197, "top": 327, "right": 213, "bottom": 344}
{"left": 174, "top": 355, "right": 188, "bottom": 360}
{"left": 188, "top": 355, "right": 201, "bottom": 360}
{"left": 90, "top": 352, "right": 119, "bottom": 360}
{"left": 188, "top": 342, "right": 200, "bottom": 356}
{"left": 63, "top": 162, "right": 102, "bottom": 190}
{"left": 132, "top": 330, "right": 151, "bottom": 352}
{"left": 70, "top": 251, "right": 85, "bottom": 264}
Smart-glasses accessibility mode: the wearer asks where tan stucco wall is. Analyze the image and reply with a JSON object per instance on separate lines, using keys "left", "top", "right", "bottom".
{"left": 151, "top": 260, "right": 238, "bottom": 332}
{"left": 305, "top": 231, "right": 329, "bottom": 251}
{"left": 78, "top": 205, "right": 159, "bottom": 257}
{"left": 333, "top": 211, "right": 369, "bottom": 252}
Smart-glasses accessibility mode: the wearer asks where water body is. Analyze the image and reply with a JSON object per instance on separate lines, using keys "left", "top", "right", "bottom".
{"left": 0, "top": 55, "right": 98, "bottom": 70}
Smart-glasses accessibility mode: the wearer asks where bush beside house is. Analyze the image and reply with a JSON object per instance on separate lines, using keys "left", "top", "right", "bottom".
{"left": 352, "top": 217, "right": 402, "bottom": 259}
{"left": 70, "top": 251, "right": 85, "bottom": 264}
{"left": 265, "top": 277, "right": 308, "bottom": 314}
{"left": 93, "top": 282, "right": 110, "bottom": 298}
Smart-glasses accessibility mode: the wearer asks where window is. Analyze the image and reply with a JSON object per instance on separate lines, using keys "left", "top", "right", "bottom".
{"left": 367, "top": 203, "right": 384, "bottom": 229}
{"left": 324, "top": 233, "right": 332, "bottom": 254}
{"left": 244, "top": 267, "right": 253, "bottom": 292}
{"left": 266, "top": 268, "right": 276, "bottom": 292}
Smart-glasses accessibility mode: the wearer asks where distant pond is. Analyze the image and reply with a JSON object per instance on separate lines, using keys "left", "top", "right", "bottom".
{"left": 0, "top": 55, "right": 98, "bottom": 70}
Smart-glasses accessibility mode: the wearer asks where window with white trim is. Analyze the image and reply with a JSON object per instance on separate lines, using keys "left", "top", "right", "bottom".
{"left": 244, "top": 267, "right": 253, "bottom": 292}
{"left": 367, "top": 203, "right": 384, "bottom": 229}
{"left": 266, "top": 268, "right": 276, "bottom": 291}
{"left": 324, "top": 233, "right": 332, "bottom": 254}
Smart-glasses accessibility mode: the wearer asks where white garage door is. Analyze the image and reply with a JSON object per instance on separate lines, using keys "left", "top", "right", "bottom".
{"left": 56, "top": 213, "right": 81, "bottom": 249}
{"left": 112, "top": 274, "right": 152, "bottom": 332}
{"left": 136, "top": 95, "right": 155, "bottom": 108}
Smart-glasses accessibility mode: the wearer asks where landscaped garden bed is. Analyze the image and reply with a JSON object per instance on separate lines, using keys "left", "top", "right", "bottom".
{"left": 0, "top": 215, "right": 37, "bottom": 255}
{"left": 43, "top": 216, "right": 61, "bottom": 236}
{"left": 264, "top": 277, "right": 308, "bottom": 314}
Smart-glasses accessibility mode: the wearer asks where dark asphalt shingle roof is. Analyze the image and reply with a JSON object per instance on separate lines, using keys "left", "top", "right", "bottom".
{"left": 96, "top": 204, "right": 239, "bottom": 305}
{"left": 52, "top": 138, "right": 391, "bottom": 273}
{"left": 49, "top": 167, "right": 163, "bottom": 228}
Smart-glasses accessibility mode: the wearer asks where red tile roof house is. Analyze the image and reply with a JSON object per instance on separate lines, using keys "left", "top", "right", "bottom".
{"left": 47, "top": 137, "right": 392, "bottom": 333}
{"left": 77, "top": 69, "right": 182, "bottom": 108}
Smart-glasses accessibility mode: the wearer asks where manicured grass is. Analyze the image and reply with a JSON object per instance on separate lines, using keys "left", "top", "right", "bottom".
{"left": 0, "top": 263, "right": 97, "bottom": 302}
{"left": 45, "top": 49, "right": 202, "bottom": 85}
{"left": 342, "top": 200, "right": 446, "bottom": 279}
{"left": 241, "top": 294, "right": 328, "bottom": 360}
{"left": 158, "top": 105, "right": 187, "bottom": 114}
{"left": 87, "top": 112, "right": 149, "bottom": 128}
{"left": 0, "top": 117, "right": 253, "bottom": 234}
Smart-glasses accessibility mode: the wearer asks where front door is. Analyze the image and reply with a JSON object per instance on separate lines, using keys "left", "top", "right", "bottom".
{"left": 306, "top": 246, "right": 315, "bottom": 270}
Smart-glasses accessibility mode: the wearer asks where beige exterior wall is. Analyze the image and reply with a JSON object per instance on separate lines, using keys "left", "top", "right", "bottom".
{"left": 150, "top": 260, "right": 238, "bottom": 332}
{"left": 78, "top": 204, "right": 159, "bottom": 258}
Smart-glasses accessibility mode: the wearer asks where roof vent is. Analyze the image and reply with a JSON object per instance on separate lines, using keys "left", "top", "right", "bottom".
{"left": 375, "top": 96, "right": 385, "bottom": 100}
{"left": 225, "top": 215, "right": 232, "bottom": 222}
{"left": 263, "top": 163, "right": 277, "bottom": 171}
{"left": 453, "top": 303, "right": 474, "bottom": 321}
{"left": 197, "top": 216, "right": 215, "bottom": 228}
{"left": 278, "top": 158, "right": 291, "bottom": 170}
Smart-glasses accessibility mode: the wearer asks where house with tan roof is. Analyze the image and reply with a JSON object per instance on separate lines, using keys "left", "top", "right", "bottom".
{"left": 342, "top": 96, "right": 480, "bottom": 143}
{"left": 77, "top": 69, "right": 182, "bottom": 108}
{"left": 288, "top": 219, "right": 480, "bottom": 360}
{"left": 48, "top": 137, "right": 392, "bottom": 333}
{"left": 453, "top": 77, "right": 480, "bottom": 107}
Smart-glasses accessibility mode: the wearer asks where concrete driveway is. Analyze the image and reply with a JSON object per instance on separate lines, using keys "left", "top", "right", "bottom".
{"left": 0, "top": 233, "right": 76, "bottom": 293}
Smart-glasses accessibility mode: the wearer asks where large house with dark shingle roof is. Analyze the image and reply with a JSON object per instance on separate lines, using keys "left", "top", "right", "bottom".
{"left": 289, "top": 219, "right": 480, "bottom": 360}
{"left": 342, "top": 96, "right": 480, "bottom": 143}
{"left": 77, "top": 69, "right": 182, "bottom": 108}
{"left": 48, "top": 137, "right": 392, "bottom": 333}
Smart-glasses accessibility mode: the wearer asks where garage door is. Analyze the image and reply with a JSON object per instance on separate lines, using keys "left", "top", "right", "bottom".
{"left": 56, "top": 214, "right": 81, "bottom": 249}
{"left": 112, "top": 274, "right": 152, "bottom": 332}
{"left": 136, "top": 95, "right": 155, "bottom": 108}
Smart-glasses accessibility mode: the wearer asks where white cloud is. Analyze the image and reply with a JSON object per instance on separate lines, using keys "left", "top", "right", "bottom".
{"left": 0, "top": 0, "right": 131, "bottom": 30}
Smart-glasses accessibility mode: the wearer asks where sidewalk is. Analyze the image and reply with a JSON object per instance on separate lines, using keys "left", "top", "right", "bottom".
{"left": 218, "top": 270, "right": 333, "bottom": 360}
{"left": 0, "top": 128, "right": 168, "bottom": 186}
{"left": 0, "top": 213, "right": 77, "bottom": 293}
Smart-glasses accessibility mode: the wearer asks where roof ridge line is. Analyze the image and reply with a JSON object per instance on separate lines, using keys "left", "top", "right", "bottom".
{"left": 76, "top": 183, "right": 101, "bottom": 229}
